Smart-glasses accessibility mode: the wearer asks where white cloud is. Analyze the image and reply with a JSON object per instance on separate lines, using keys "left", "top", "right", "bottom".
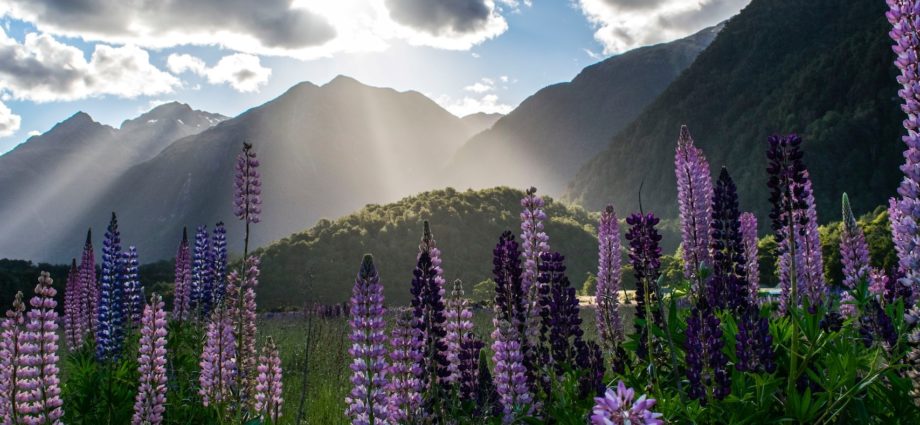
{"left": 168, "top": 53, "right": 271, "bottom": 93}
{"left": 577, "top": 0, "right": 748, "bottom": 54}
{"left": 0, "top": 99, "right": 20, "bottom": 137}
{"left": 27, "top": 130, "right": 39, "bottom": 137}
{"left": 436, "top": 93, "right": 512, "bottom": 117}
{"left": 0, "top": 29, "right": 179, "bottom": 102}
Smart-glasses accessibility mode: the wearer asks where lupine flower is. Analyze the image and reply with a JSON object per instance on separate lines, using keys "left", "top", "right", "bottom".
{"left": 199, "top": 303, "right": 237, "bottom": 407}
{"left": 491, "top": 232, "right": 534, "bottom": 422}
{"left": 708, "top": 167, "right": 749, "bottom": 312}
{"left": 97, "top": 212, "right": 126, "bottom": 361}
{"left": 234, "top": 256, "right": 261, "bottom": 407}
{"left": 409, "top": 221, "right": 449, "bottom": 411}
{"left": 457, "top": 332, "right": 485, "bottom": 401}
{"left": 255, "top": 337, "right": 283, "bottom": 423}
{"left": 19, "top": 272, "right": 64, "bottom": 424}
{"left": 674, "top": 125, "right": 713, "bottom": 286}
{"left": 122, "top": 246, "right": 143, "bottom": 328}
{"left": 797, "top": 173, "right": 827, "bottom": 309}
{"left": 78, "top": 229, "right": 97, "bottom": 343}
{"left": 685, "top": 305, "right": 730, "bottom": 402}
{"left": 596, "top": 205, "right": 625, "bottom": 365}
{"left": 444, "top": 279, "right": 474, "bottom": 385}
{"left": 577, "top": 340, "right": 606, "bottom": 398}
{"left": 735, "top": 308, "right": 776, "bottom": 374}
{"left": 739, "top": 213, "right": 760, "bottom": 304}
{"left": 519, "top": 187, "right": 548, "bottom": 387}
{"left": 537, "top": 252, "right": 586, "bottom": 380}
{"left": 133, "top": 294, "right": 168, "bottom": 425}
{"left": 883, "top": 267, "right": 914, "bottom": 304}
{"left": 839, "top": 291, "right": 858, "bottom": 318}
{"left": 173, "top": 228, "right": 192, "bottom": 321}
{"left": 590, "top": 381, "right": 663, "bottom": 425}
{"left": 234, "top": 142, "right": 262, "bottom": 225}
{"left": 63, "top": 259, "right": 80, "bottom": 351}
{"left": 210, "top": 222, "right": 228, "bottom": 305}
{"left": 386, "top": 308, "right": 424, "bottom": 422}
{"left": 191, "top": 225, "right": 214, "bottom": 316}
{"left": 0, "top": 292, "right": 25, "bottom": 423}
{"left": 859, "top": 300, "right": 898, "bottom": 350}
{"left": 625, "top": 212, "right": 664, "bottom": 360}
{"left": 346, "top": 255, "right": 389, "bottom": 425}
{"left": 839, "top": 193, "right": 870, "bottom": 290}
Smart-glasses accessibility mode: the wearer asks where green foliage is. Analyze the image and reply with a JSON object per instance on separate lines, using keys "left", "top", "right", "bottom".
{"left": 62, "top": 337, "right": 140, "bottom": 424}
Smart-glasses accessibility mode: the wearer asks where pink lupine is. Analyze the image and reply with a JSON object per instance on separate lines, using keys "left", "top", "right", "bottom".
{"left": 78, "top": 229, "right": 97, "bottom": 341}
{"left": 172, "top": 228, "right": 192, "bottom": 321}
{"left": 590, "top": 381, "right": 663, "bottom": 425}
{"left": 235, "top": 256, "right": 261, "bottom": 407}
{"left": 255, "top": 337, "right": 284, "bottom": 423}
{"left": 133, "top": 294, "right": 168, "bottom": 425}
{"left": 444, "top": 279, "right": 474, "bottom": 385}
{"left": 199, "top": 303, "right": 237, "bottom": 408}
{"left": 63, "top": 259, "right": 81, "bottom": 351}
{"left": 674, "top": 125, "right": 713, "bottom": 289}
{"left": 19, "top": 272, "right": 63, "bottom": 424}
{"left": 0, "top": 292, "right": 25, "bottom": 424}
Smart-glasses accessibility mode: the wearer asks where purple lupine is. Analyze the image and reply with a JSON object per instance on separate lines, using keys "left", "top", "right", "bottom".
{"left": 199, "top": 303, "right": 237, "bottom": 408}
{"left": 191, "top": 225, "right": 214, "bottom": 316}
{"left": 590, "top": 381, "right": 663, "bottom": 425}
{"left": 97, "top": 212, "right": 126, "bottom": 361}
{"left": 235, "top": 142, "right": 261, "bottom": 260}
{"left": 625, "top": 213, "right": 664, "bottom": 360}
{"left": 255, "top": 337, "right": 283, "bottom": 423}
{"left": 708, "top": 167, "right": 749, "bottom": 312}
{"left": 735, "top": 307, "right": 776, "bottom": 374}
{"left": 739, "top": 213, "right": 760, "bottom": 304}
{"left": 63, "top": 259, "right": 80, "bottom": 351}
{"left": 457, "top": 333, "right": 485, "bottom": 401}
{"left": 78, "top": 229, "right": 97, "bottom": 343}
{"left": 491, "top": 231, "right": 534, "bottom": 422}
{"left": 409, "top": 221, "right": 449, "bottom": 411}
{"left": 537, "top": 252, "right": 586, "bottom": 379}
{"left": 19, "top": 272, "right": 64, "bottom": 424}
{"left": 840, "top": 193, "right": 870, "bottom": 289}
{"left": 674, "top": 125, "right": 714, "bottom": 288}
{"left": 173, "top": 228, "right": 192, "bottom": 321}
{"left": 797, "top": 173, "right": 827, "bottom": 309}
{"left": 839, "top": 291, "right": 858, "bottom": 318}
{"left": 596, "top": 205, "right": 624, "bottom": 365}
{"left": 233, "top": 256, "right": 261, "bottom": 408}
{"left": 133, "top": 294, "right": 168, "bottom": 425}
{"left": 386, "top": 308, "right": 424, "bottom": 422}
{"left": 444, "top": 279, "right": 473, "bottom": 385}
{"left": 122, "top": 246, "right": 143, "bottom": 328}
{"left": 685, "top": 303, "right": 730, "bottom": 403}
{"left": 210, "top": 222, "right": 229, "bottom": 305}
{"left": 346, "top": 255, "right": 389, "bottom": 425}
{"left": 0, "top": 292, "right": 25, "bottom": 424}
{"left": 520, "top": 187, "right": 549, "bottom": 374}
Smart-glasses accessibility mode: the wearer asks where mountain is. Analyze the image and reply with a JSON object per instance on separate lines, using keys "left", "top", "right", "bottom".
{"left": 0, "top": 103, "right": 224, "bottom": 260}
{"left": 460, "top": 112, "right": 503, "bottom": 135}
{"left": 43, "top": 76, "right": 481, "bottom": 262}
{"left": 444, "top": 24, "right": 722, "bottom": 195}
{"left": 566, "top": 0, "right": 902, "bottom": 228}
{"left": 254, "top": 187, "right": 601, "bottom": 308}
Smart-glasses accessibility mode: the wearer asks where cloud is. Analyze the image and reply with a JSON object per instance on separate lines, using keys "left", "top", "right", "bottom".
{"left": 0, "top": 99, "right": 19, "bottom": 137}
{"left": 464, "top": 77, "right": 496, "bottom": 93}
{"left": 27, "top": 130, "right": 40, "bottom": 137}
{"left": 168, "top": 53, "right": 271, "bottom": 93}
{"left": 577, "top": 0, "right": 749, "bottom": 54}
{"left": 436, "top": 93, "right": 512, "bottom": 117}
{"left": 384, "top": 0, "right": 510, "bottom": 50}
{"left": 0, "top": 29, "right": 178, "bottom": 102}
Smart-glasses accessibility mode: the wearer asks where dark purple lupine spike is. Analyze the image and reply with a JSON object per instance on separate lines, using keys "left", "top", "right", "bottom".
{"left": 684, "top": 306, "right": 730, "bottom": 403}
{"left": 210, "top": 222, "right": 228, "bottom": 305}
{"left": 708, "top": 167, "right": 749, "bottom": 312}
{"left": 96, "top": 212, "right": 125, "bottom": 361}
{"left": 122, "top": 246, "right": 143, "bottom": 328}
{"left": 190, "top": 225, "right": 212, "bottom": 316}
{"left": 735, "top": 308, "right": 775, "bottom": 374}
{"left": 537, "top": 252, "right": 586, "bottom": 382}
{"left": 79, "top": 228, "right": 97, "bottom": 341}
{"left": 172, "top": 228, "right": 192, "bottom": 321}
{"left": 63, "top": 259, "right": 80, "bottom": 351}
{"left": 457, "top": 332, "right": 484, "bottom": 401}
{"left": 409, "top": 221, "right": 449, "bottom": 414}
{"left": 625, "top": 212, "right": 664, "bottom": 360}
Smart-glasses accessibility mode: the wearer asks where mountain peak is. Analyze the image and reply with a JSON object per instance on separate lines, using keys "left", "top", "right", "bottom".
{"left": 326, "top": 74, "right": 362, "bottom": 87}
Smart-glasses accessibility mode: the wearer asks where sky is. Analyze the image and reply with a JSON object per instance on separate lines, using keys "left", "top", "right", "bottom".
{"left": 0, "top": 0, "right": 750, "bottom": 154}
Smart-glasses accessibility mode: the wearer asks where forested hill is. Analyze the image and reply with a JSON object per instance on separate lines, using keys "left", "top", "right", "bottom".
{"left": 566, "top": 0, "right": 903, "bottom": 229}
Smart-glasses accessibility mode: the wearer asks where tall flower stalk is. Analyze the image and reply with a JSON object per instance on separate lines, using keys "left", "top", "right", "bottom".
{"left": 386, "top": 308, "right": 423, "bottom": 422}
{"left": 78, "top": 229, "right": 97, "bottom": 342}
{"left": 133, "top": 294, "right": 168, "bottom": 425}
{"left": 625, "top": 212, "right": 664, "bottom": 361}
{"left": 346, "top": 255, "right": 389, "bottom": 425}
{"left": 19, "top": 272, "right": 64, "bottom": 424}
{"left": 708, "top": 167, "right": 749, "bottom": 311}
{"left": 840, "top": 193, "right": 870, "bottom": 289}
{"left": 596, "top": 205, "right": 625, "bottom": 368}
{"left": 520, "top": 187, "right": 549, "bottom": 376}
{"left": 739, "top": 213, "right": 760, "bottom": 304}
{"left": 172, "top": 228, "right": 192, "bottom": 321}
{"left": 211, "top": 222, "right": 228, "bottom": 305}
{"left": 63, "top": 259, "right": 80, "bottom": 351}
{"left": 409, "top": 221, "right": 449, "bottom": 413}
{"left": 674, "top": 125, "right": 714, "bottom": 291}
{"left": 191, "top": 225, "right": 213, "bottom": 316}
{"left": 97, "top": 212, "right": 125, "bottom": 361}
{"left": 230, "top": 256, "right": 261, "bottom": 409}
{"left": 0, "top": 292, "right": 25, "bottom": 424}
{"left": 123, "top": 246, "right": 143, "bottom": 328}
{"left": 199, "top": 301, "right": 237, "bottom": 411}
{"left": 255, "top": 337, "right": 284, "bottom": 424}
{"left": 444, "top": 279, "right": 474, "bottom": 385}
{"left": 234, "top": 142, "right": 261, "bottom": 260}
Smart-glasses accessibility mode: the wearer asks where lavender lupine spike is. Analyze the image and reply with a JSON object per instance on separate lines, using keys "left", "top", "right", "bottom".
{"left": 63, "top": 259, "right": 80, "bottom": 351}
{"left": 199, "top": 303, "right": 237, "bottom": 408}
{"left": 133, "top": 294, "right": 168, "bottom": 425}
{"left": 210, "top": 222, "right": 228, "bottom": 305}
{"left": 739, "top": 213, "right": 760, "bottom": 304}
{"left": 840, "top": 193, "right": 870, "bottom": 289}
{"left": 97, "top": 212, "right": 125, "bottom": 361}
{"left": 255, "top": 337, "right": 283, "bottom": 423}
{"left": 520, "top": 188, "right": 549, "bottom": 370}
{"left": 123, "top": 246, "right": 143, "bottom": 327}
{"left": 234, "top": 143, "right": 262, "bottom": 225}
{"left": 590, "top": 381, "right": 663, "bottom": 425}
{"left": 173, "top": 228, "right": 192, "bottom": 321}
{"left": 346, "top": 255, "right": 389, "bottom": 425}
{"left": 798, "top": 172, "right": 827, "bottom": 309}
{"left": 409, "top": 221, "right": 449, "bottom": 412}
{"left": 596, "top": 205, "right": 624, "bottom": 363}
{"left": 625, "top": 213, "right": 664, "bottom": 360}
{"left": 0, "top": 292, "right": 25, "bottom": 424}
{"left": 191, "top": 225, "right": 213, "bottom": 315}
{"left": 235, "top": 256, "right": 261, "bottom": 408}
{"left": 444, "top": 279, "right": 473, "bottom": 385}
{"left": 491, "top": 232, "right": 534, "bottom": 422}
{"left": 78, "top": 229, "right": 97, "bottom": 342}
{"left": 386, "top": 308, "right": 424, "bottom": 422}
{"left": 674, "top": 125, "right": 714, "bottom": 287}
{"left": 19, "top": 272, "right": 64, "bottom": 424}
